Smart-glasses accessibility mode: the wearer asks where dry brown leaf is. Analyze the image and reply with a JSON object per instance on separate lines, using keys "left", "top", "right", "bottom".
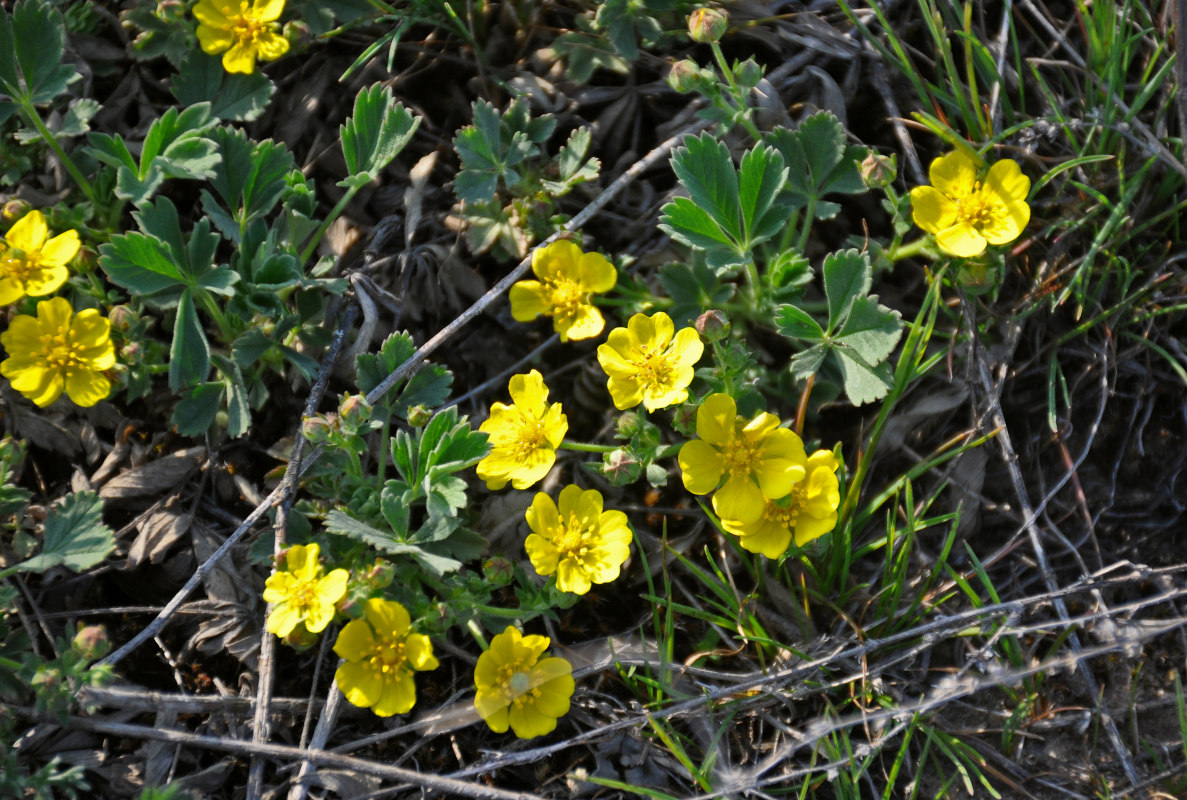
{"left": 98, "top": 446, "right": 205, "bottom": 501}
{"left": 126, "top": 500, "right": 194, "bottom": 569}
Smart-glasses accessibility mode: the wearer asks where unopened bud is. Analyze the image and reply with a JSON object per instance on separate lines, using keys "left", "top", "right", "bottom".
{"left": 338, "top": 393, "right": 371, "bottom": 427}
{"left": 860, "top": 152, "right": 897, "bottom": 188}
{"left": 108, "top": 305, "right": 135, "bottom": 332}
{"left": 483, "top": 556, "right": 515, "bottom": 585}
{"left": 667, "top": 59, "right": 702, "bottom": 93}
{"left": 616, "top": 410, "right": 643, "bottom": 439}
{"left": 734, "top": 58, "right": 762, "bottom": 89}
{"left": 301, "top": 415, "right": 334, "bottom": 444}
{"left": 367, "top": 560, "right": 394, "bottom": 588}
{"left": 695, "top": 310, "right": 730, "bottom": 341}
{"left": 72, "top": 624, "right": 111, "bottom": 660}
{"left": 406, "top": 404, "right": 432, "bottom": 427}
{"left": 688, "top": 7, "right": 728, "bottom": 43}
{"left": 671, "top": 403, "right": 698, "bottom": 437}
{"left": 2, "top": 200, "right": 30, "bottom": 222}
{"left": 283, "top": 20, "right": 312, "bottom": 52}
{"left": 603, "top": 448, "right": 642, "bottom": 485}
{"left": 156, "top": 0, "right": 184, "bottom": 21}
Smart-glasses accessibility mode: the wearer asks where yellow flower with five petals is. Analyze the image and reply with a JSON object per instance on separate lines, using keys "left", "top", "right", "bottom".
{"left": 596, "top": 312, "right": 703, "bottom": 412}
{"left": 0, "top": 297, "right": 114, "bottom": 408}
{"left": 476, "top": 370, "right": 568, "bottom": 490}
{"left": 474, "top": 625, "right": 574, "bottom": 738}
{"left": 509, "top": 240, "right": 616, "bottom": 342}
{"left": 715, "top": 449, "right": 841, "bottom": 558}
{"left": 262, "top": 543, "right": 348, "bottom": 638}
{"left": 194, "top": 0, "right": 290, "bottom": 75}
{"left": 909, "top": 150, "right": 1030, "bottom": 258}
{"left": 333, "top": 598, "right": 438, "bottom": 717}
{"left": 524, "top": 485, "right": 632, "bottom": 595}
{"left": 0, "top": 210, "right": 79, "bottom": 306}
{"left": 678, "top": 393, "right": 807, "bottom": 517}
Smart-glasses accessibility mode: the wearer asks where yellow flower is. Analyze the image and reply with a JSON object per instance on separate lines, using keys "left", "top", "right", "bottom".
{"left": 509, "top": 240, "right": 616, "bottom": 342}
{"left": 596, "top": 312, "right": 703, "bottom": 412}
{"left": 524, "top": 485, "right": 632, "bottom": 595}
{"left": 909, "top": 150, "right": 1030, "bottom": 258}
{"left": 715, "top": 450, "right": 841, "bottom": 557}
{"left": 261, "top": 543, "right": 348, "bottom": 638}
{"left": 678, "top": 393, "right": 807, "bottom": 517}
{"left": 193, "top": 0, "right": 290, "bottom": 75}
{"left": 477, "top": 370, "right": 568, "bottom": 490}
{"left": 333, "top": 597, "right": 438, "bottom": 717}
{"left": 474, "top": 625, "right": 574, "bottom": 738}
{"left": 0, "top": 210, "right": 79, "bottom": 305}
{"left": 0, "top": 297, "right": 114, "bottom": 408}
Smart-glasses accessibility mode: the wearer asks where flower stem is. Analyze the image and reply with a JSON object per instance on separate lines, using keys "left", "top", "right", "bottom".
{"left": 559, "top": 440, "right": 616, "bottom": 454}
{"left": 794, "top": 373, "right": 814, "bottom": 436}
{"left": 709, "top": 42, "right": 763, "bottom": 141}
{"left": 887, "top": 236, "right": 932, "bottom": 262}
{"left": 19, "top": 103, "right": 95, "bottom": 205}
{"left": 466, "top": 619, "right": 489, "bottom": 650}
{"left": 300, "top": 186, "right": 359, "bottom": 266}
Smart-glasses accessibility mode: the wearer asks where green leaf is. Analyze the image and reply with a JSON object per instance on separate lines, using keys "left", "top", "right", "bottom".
{"left": 11, "top": 492, "right": 113, "bottom": 575}
{"left": 379, "top": 480, "right": 412, "bottom": 536}
{"left": 340, "top": 83, "right": 419, "bottom": 188}
{"left": 0, "top": 0, "right": 79, "bottom": 106}
{"left": 453, "top": 99, "right": 539, "bottom": 202}
{"left": 774, "top": 304, "right": 824, "bottom": 341}
{"left": 550, "top": 29, "right": 630, "bottom": 83}
{"left": 203, "top": 126, "right": 295, "bottom": 242}
{"left": 833, "top": 348, "right": 894, "bottom": 405}
{"left": 98, "top": 232, "right": 188, "bottom": 297}
{"left": 834, "top": 295, "right": 903, "bottom": 367}
{"left": 323, "top": 510, "right": 461, "bottom": 576}
{"left": 822, "top": 248, "right": 872, "bottom": 330}
{"left": 171, "top": 51, "right": 275, "bottom": 122}
{"left": 540, "top": 126, "right": 600, "bottom": 196}
{"left": 172, "top": 382, "right": 223, "bottom": 436}
{"left": 765, "top": 111, "right": 869, "bottom": 220}
{"left": 169, "top": 289, "right": 211, "bottom": 392}
{"left": 660, "top": 135, "right": 791, "bottom": 270}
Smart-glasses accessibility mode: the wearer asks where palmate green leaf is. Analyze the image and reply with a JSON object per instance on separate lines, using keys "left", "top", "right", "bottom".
{"left": 660, "top": 134, "right": 790, "bottom": 270}
{"left": 98, "top": 232, "right": 187, "bottom": 297}
{"left": 776, "top": 248, "right": 902, "bottom": 405}
{"left": 340, "top": 83, "right": 419, "bottom": 190}
{"left": 356, "top": 330, "right": 453, "bottom": 421}
{"left": 0, "top": 0, "right": 78, "bottom": 106}
{"left": 9, "top": 492, "right": 113, "bottom": 576}
{"left": 453, "top": 100, "right": 537, "bottom": 202}
{"left": 202, "top": 126, "right": 295, "bottom": 242}
{"left": 765, "top": 111, "right": 869, "bottom": 220}
{"left": 170, "top": 289, "right": 211, "bottom": 392}
{"left": 323, "top": 509, "right": 461, "bottom": 576}
{"left": 171, "top": 51, "right": 274, "bottom": 122}
{"left": 172, "top": 382, "right": 222, "bottom": 436}
{"left": 540, "top": 126, "right": 600, "bottom": 196}
{"left": 550, "top": 29, "right": 630, "bottom": 83}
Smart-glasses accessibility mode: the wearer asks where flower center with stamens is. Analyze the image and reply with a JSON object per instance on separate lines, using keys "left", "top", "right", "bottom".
{"left": 544, "top": 277, "right": 588, "bottom": 320}
{"left": 368, "top": 638, "right": 408, "bottom": 682}
{"left": 497, "top": 662, "right": 540, "bottom": 707}
{"left": 764, "top": 488, "right": 805, "bottom": 527}
{"left": 630, "top": 344, "right": 674, "bottom": 389}
{"left": 37, "top": 330, "right": 87, "bottom": 378}
{"left": 230, "top": 3, "right": 268, "bottom": 45}
{"left": 0, "top": 249, "right": 36, "bottom": 282}
{"left": 508, "top": 409, "right": 547, "bottom": 462}
{"left": 954, "top": 182, "right": 996, "bottom": 230}
{"left": 552, "top": 513, "right": 593, "bottom": 560}
{"left": 721, "top": 434, "right": 760, "bottom": 478}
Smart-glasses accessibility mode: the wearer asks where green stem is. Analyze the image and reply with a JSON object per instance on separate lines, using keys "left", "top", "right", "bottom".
{"left": 19, "top": 102, "right": 95, "bottom": 204}
{"left": 559, "top": 440, "right": 617, "bottom": 454}
{"left": 195, "top": 289, "right": 236, "bottom": 344}
{"left": 466, "top": 619, "right": 489, "bottom": 650}
{"left": 709, "top": 42, "right": 763, "bottom": 141}
{"left": 375, "top": 413, "right": 391, "bottom": 486}
{"left": 887, "top": 237, "right": 933, "bottom": 262}
{"left": 796, "top": 197, "right": 815, "bottom": 253}
{"left": 300, "top": 186, "right": 359, "bottom": 266}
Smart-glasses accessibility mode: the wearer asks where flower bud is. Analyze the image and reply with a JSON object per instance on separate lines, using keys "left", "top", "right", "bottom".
{"left": 301, "top": 414, "right": 334, "bottom": 444}
{"left": 688, "top": 7, "right": 728, "bottom": 43}
{"left": 603, "top": 448, "right": 642, "bottom": 485}
{"left": 283, "top": 20, "right": 312, "bottom": 52}
{"left": 734, "top": 58, "right": 762, "bottom": 89}
{"left": 406, "top": 404, "right": 432, "bottom": 427}
{"left": 366, "top": 560, "right": 394, "bottom": 589}
{"left": 72, "top": 624, "right": 111, "bottom": 661}
{"left": 107, "top": 305, "right": 135, "bottom": 332}
{"left": 615, "top": 410, "right": 643, "bottom": 439}
{"left": 483, "top": 556, "right": 515, "bottom": 586}
{"left": 283, "top": 622, "right": 319, "bottom": 651}
{"left": 671, "top": 403, "right": 698, "bottom": 437}
{"left": 667, "top": 59, "right": 702, "bottom": 93}
{"left": 2, "top": 199, "right": 30, "bottom": 222}
{"left": 695, "top": 310, "right": 730, "bottom": 341}
{"left": 860, "top": 152, "right": 897, "bottom": 188}
{"left": 338, "top": 393, "right": 371, "bottom": 428}
{"left": 156, "top": 0, "right": 184, "bottom": 22}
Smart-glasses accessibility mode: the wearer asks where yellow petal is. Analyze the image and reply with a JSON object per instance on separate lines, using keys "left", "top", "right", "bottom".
{"left": 404, "top": 633, "right": 439, "bottom": 671}
{"left": 364, "top": 597, "right": 410, "bottom": 636}
{"left": 556, "top": 558, "right": 591, "bottom": 594}
{"left": 793, "top": 513, "right": 837, "bottom": 547}
{"left": 508, "top": 370, "right": 548, "bottom": 410}
{"left": 909, "top": 186, "right": 957, "bottom": 234}
{"left": 251, "top": 0, "right": 287, "bottom": 23}
{"left": 6, "top": 210, "right": 47, "bottom": 252}
{"left": 37, "top": 296, "right": 73, "bottom": 329}
{"left": 253, "top": 30, "right": 290, "bottom": 62}
{"left": 195, "top": 25, "right": 234, "bottom": 55}
{"left": 22, "top": 265, "right": 67, "bottom": 297}
{"left": 678, "top": 439, "right": 723, "bottom": 495}
{"left": 192, "top": 0, "right": 232, "bottom": 28}
{"left": 509, "top": 281, "right": 549, "bottom": 321}
{"left": 38, "top": 230, "right": 80, "bottom": 268}
{"left": 64, "top": 369, "right": 111, "bottom": 407}
{"left": 712, "top": 477, "right": 764, "bottom": 521}
{"left": 984, "top": 159, "right": 1030, "bottom": 204}
{"left": 474, "top": 691, "right": 510, "bottom": 731}
{"left": 556, "top": 304, "right": 603, "bottom": 341}
{"left": 372, "top": 673, "right": 416, "bottom": 716}
{"left": 577, "top": 250, "right": 616, "bottom": 292}
{"left": 928, "top": 150, "right": 979, "bottom": 199}
{"left": 0, "top": 277, "right": 24, "bottom": 305}
{"left": 982, "top": 199, "right": 1029, "bottom": 245}
{"left": 935, "top": 223, "right": 988, "bottom": 258}
{"left": 333, "top": 618, "right": 376, "bottom": 661}
{"left": 738, "top": 518, "right": 791, "bottom": 558}
{"left": 532, "top": 240, "right": 579, "bottom": 281}
{"left": 221, "top": 42, "right": 258, "bottom": 74}
{"left": 671, "top": 327, "right": 704, "bottom": 366}
{"left": 695, "top": 393, "right": 736, "bottom": 446}
{"left": 266, "top": 603, "right": 301, "bottom": 637}
{"left": 508, "top": 703, "right": 559, "bottom": 738}
{"left": 336, "top": 662, "right": 383, "bottom": 709}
